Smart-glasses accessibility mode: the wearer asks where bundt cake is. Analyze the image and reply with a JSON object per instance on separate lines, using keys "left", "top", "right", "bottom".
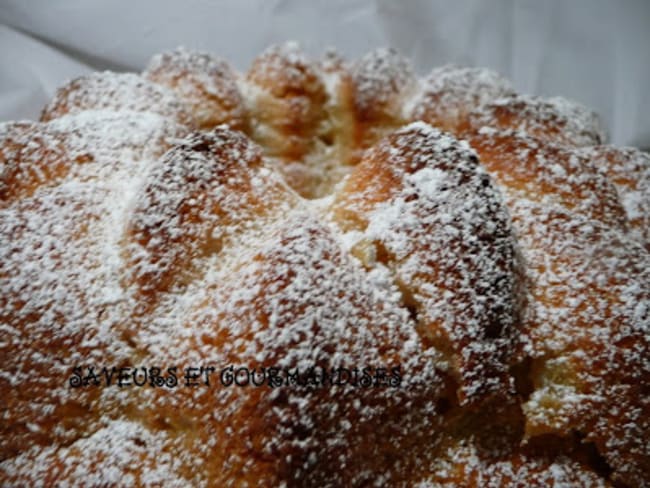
{"left": 1, "top": 43, "right": 648, "bottom": 487}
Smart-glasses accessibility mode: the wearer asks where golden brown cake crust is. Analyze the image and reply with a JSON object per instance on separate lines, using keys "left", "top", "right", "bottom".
{"left": 40, "top": 72, "right": 194, "bottom": 127}
{"left": 330, "top": 123, "right": 524, "bottom": 405}
{"left": 1, "top": 44, "right": 649, "bottom": 487}
{"left": 144, "top": 47, "right": 248, "bottom": 132}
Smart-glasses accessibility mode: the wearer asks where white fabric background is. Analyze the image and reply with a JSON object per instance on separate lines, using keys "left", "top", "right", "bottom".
{"left": 1, "top": 0, "right": 648, "bottom": 147}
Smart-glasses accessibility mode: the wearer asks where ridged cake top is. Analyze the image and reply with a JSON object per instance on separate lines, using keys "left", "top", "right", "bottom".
{"left": 1, "top": 44, "right": 648, "bottom": 487}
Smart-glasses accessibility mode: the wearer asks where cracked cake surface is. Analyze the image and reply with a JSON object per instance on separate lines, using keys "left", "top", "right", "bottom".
{"left": 1, "top": 43, "right": 648, "bottom": 487}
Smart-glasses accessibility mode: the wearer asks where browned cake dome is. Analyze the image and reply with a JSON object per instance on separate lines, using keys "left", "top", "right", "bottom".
{"left": 1, "top": 43, "right": 648, "bottom": 487}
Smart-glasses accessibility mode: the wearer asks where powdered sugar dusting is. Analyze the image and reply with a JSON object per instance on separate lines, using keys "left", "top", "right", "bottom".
{"left": 40, "top": 71, "right": 194, "bottom": 127}
{"left": 467, "top": 129, "right": 627, "bottom": 228}
{"left": 1, "top": 421, "right": 189, "bottom": 487}
{"left": 509, "top": 198, "right": 649, "bottom": 486}
{"left": 580, "top": 145, "right": 650, "bottom": 251}
{"left": 466, "top": 94, "right": 606, "bottom": 147}
{"left": 352, "top": 47, "right": 417, "bottom": 120}
{"left": 123, "top": 127, "right": 296, "bottom": 310}
{"left": 115, "top": 176, "right": 447, "bottom": 485}
{"left": 1, "top": 111, "right": 187, "bottom": 205}
{"left": 409, "top": 65, "right": 515, "bottom": 132}
{"left": 144, "top": 47, "right": 247, "bottom": 130}
{"left": 330, "top": 122, "right": 523, "bottom": 403}
{"left": 2, "top": 45, "right": 648, "bottom": 487}
{"left": 416, "top": 439, "right": 610, "bottom": 487}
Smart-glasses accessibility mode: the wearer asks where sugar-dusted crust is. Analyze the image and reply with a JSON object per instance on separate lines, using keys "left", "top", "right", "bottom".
{"left": 1, "top": 44, "right": 648, "bottom": 487}
{"left": 40, "top": 72, "right": 194, "bottom": 127}
{"left": 511, "top": 199, "right": 650, "bottom": 486}
{"left": 579, "top": 144, "right": 650, "bottom": 252}
{"left": 416, "top": 441, "right": 613, "bottom": 488}
{"left": 329, "top": 123, "right": 523, "bottom": 405}
{"left": 1, "top": 111, "right": 188, "bottom": 204}
{"left": 466, "top": 128, "right": 627, "bottom": 227}
{"left": 409, "top": 65, "right": 515, "bottom": 135}
{"left": 243, "top": 42, "right": 355, "bottom": 198}
{"left": 350, "top": 47, "right": 418, "bottom": 157}
{"left": 144, "top": 47, "right": 247, "bottom": 131}
{"left": 462, "top": 95, "right": 607, "bottom": 147}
